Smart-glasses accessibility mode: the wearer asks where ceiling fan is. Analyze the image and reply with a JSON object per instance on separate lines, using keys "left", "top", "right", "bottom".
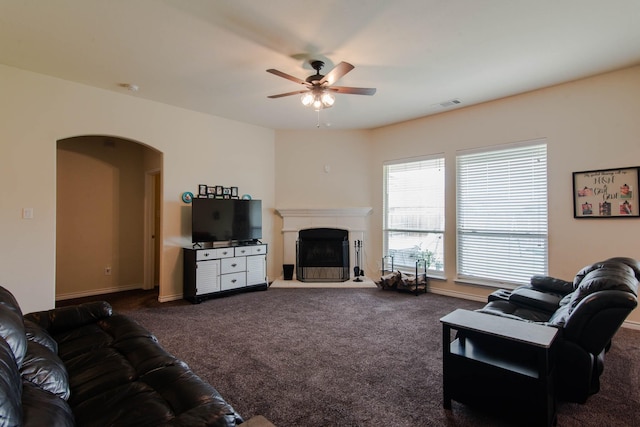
{"left": 266, "top": 60, "right": 376, "bottom": 110}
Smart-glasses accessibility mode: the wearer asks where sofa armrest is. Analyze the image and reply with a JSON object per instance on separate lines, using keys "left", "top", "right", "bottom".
{"left": 509, "top": 288, "right": 563, "bottom": 313}
{"left": 530, "top": 275, "right": 574, "bottom": 295}
{"left": 24, "top": 301, "right": 112, "bottom": 334}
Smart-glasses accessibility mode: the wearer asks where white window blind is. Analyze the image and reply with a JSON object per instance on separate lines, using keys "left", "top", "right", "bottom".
{"left": 383, "top": 156, "right": 445, "bottom": 272}
{"left": 456, "top": 141, "right": 547, "bottom": 286}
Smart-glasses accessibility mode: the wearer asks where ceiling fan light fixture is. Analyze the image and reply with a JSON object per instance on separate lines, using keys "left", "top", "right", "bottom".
{"left": 301, "top": 92, "right": 314, "bottom": 106}
{"left": 302, "top": 89, "right": 335, "bottom": 110}
{"left": 268, "top": 60, "right": 374, "bottom": 114}
{"left": 321, "top": 91, "right": 335, "bottom": 107}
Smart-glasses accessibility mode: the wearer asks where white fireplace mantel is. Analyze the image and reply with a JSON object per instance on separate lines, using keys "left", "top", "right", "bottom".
{"left": 276, "top": 207, "right": 372, "bottom": 218}
{"left": 276, "top": 207, "right": 373, "bottom": 268}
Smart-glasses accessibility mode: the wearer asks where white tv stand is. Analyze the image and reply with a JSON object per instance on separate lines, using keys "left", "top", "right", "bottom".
{"left": 183, "top": 243, "right": 268, "bottom": 303}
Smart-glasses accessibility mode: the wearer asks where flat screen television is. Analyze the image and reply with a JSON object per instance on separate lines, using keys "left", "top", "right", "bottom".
{"left": 191, "top": 198, "right": 262, "bottom": 243}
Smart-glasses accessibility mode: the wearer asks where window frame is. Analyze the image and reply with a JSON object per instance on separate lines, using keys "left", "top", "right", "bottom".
{"left": 455, "top": 139, "right": 548, "bottom": 288}
{"left": 383, "top": 154, "right": 445, "bottom": 275}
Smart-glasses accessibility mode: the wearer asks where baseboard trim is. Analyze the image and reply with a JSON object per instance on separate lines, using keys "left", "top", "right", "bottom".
{"left": 56, "top": 285, "right": 142, "bottom": 301}
{"left": 622, "top": 320, "right": 640, "bottom": 330}
{"left": 271, "top": 278, "right": 377, "bottom": 288}
{"left": 428, "top": 286, "right": 488, "bottom": 303}
{"left": 158, "top": 293, "right": 183, "bottom": 303}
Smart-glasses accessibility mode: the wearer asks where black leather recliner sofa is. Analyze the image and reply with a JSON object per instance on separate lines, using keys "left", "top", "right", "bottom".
{"left": 475, "top": 257, "right": 639, "bottom": 403}
{"left": 0, "top": 285, "right": 244, "bottom": 426}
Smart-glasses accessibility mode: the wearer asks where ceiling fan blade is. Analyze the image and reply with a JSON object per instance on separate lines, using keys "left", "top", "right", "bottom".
{"left": 267, "top": 89, "right": 310, "bottom": 99}
{"left": 319, "top": 62, "right": 354, "bottom": 85}
{"left": 266, "top": 69, "right": 309, "bottom": 86}
{"left": 330, "top": 86, "right": 377, "bottom": 96}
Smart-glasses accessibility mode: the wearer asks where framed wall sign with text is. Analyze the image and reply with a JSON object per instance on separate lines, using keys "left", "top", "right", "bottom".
{"left": 573, "top": 166, "right": 639, "bottom": 218}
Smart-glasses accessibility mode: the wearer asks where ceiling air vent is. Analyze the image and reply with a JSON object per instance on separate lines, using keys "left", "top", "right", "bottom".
{"left": 438, "top": 98, "right": 461, "bottom": 108}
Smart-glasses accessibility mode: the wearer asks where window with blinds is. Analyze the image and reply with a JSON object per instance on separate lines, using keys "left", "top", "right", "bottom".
{"left": 456, "top": 140, "right": 548, "bottom": 286}
{"left": 383, "top": 155, "right": 445, "bottom": 272}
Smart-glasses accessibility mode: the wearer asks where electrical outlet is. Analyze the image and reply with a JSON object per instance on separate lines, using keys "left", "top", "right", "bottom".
{"left": 104, "top": 267, "right": 112, "bottom": 275}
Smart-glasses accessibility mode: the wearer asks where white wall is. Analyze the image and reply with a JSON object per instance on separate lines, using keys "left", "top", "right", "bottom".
{"left": 0, "top": 64, "right": 275, "bottom": 313}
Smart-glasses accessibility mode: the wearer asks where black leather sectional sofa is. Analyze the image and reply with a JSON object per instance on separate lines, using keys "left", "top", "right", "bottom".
{"left": 0, "top": 285, "right": 245, "bottom": 426}
{"left": 477, "top": 257, "right": 639, "bottom": 403}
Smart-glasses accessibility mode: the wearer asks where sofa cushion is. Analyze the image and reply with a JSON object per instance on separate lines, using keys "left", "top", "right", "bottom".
{"left": 24, "top": 301, "right": 113, "bottom": 335}
{"left": 604, "top": 256, "right": 640, "bottom": 280}
{"left": 24, "top": 318, "right": 58, "bottom": 354}
{"left": 72, "top": 381, "right": 176, "bottom": 427}
{"left": 547, "top": 303, "right": 571, "bottom": 327}
{"left": 20, "top": 340, "right": 70, "bottom": 400}
{"left": 0, "top": 336, "right": 22, "bottom": 426}
{"left": 112, "top": 335, "right": 186, "bottom": 375}
{"left": 476, "top": 300, "right": 553, "bottom": 323}
{"left": 64, "top": 346, "right": 138, "bottom": 406}
{"left": 141, "top": 364, "right": 242, "bottom": 425}
{"left": 21, "top": 380, "right": 74, "bottom": 427}
{"left": 0, "top": 286, "right": 23, "bottom": 317}
{"left": 0, "top": 302, "right": 27, "bottom": 366}
{"left": 569, "top": 261, "right": 637, "bottom": 312}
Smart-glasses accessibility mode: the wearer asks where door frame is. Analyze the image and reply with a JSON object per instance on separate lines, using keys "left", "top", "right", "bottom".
{"left": 143, "top": 169, "right": 162, "bottom": 290}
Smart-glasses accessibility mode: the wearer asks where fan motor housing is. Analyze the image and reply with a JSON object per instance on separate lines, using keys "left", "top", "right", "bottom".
{"left": 306, "top": 60, "right": 326, "bottom": 83}
{"left": 306, "top": 74, "right": 324, "bottom": 84}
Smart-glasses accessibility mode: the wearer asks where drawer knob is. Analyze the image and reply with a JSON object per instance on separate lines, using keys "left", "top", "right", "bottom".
{"left": 231, "top": 263, "right": 237, "bottom": 267}
{"left": 231, "top": 279, "right": 237, "bottom": 283}
{"left": 223, "top": 251, "right": 228, "bottom": 255}
{"left": 204, "top": 252, "right": 209, "bottom": 257}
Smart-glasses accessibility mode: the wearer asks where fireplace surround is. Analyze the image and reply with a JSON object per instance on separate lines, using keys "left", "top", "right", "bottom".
{"left": 276, "top": 207, "right": 372, "bottom": 281}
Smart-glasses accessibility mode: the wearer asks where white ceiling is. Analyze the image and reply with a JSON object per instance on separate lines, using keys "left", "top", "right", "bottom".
{"left": 1, "top": 0, "right": 640, "bottom": 130}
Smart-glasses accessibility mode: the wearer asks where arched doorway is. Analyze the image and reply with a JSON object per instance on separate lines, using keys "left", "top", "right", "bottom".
{"left": 56, "top": 135, "right": 163, "bottom": 300}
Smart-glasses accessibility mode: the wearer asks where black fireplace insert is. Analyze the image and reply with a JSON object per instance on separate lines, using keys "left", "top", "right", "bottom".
{"left": 296, "top": 228, "right": 349, "bottom": 282}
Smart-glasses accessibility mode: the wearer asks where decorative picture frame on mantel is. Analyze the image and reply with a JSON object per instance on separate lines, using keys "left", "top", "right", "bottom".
{"left": 573, "top": 166, "right": 640, "bottom": 218}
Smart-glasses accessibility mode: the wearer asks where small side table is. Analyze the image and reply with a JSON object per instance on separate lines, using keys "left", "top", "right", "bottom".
{"left": 440, "top": 309, "right": 558, "bottom": 426}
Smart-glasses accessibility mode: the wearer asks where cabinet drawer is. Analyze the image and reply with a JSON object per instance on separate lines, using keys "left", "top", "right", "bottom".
{"left": 220, "top": 272, "right": 246, "bottom": 291}
{"left": 196, "top": 247, "right": 234, "bottom": 261}
{"left": 221, "top": 257, "right": 246, "bottom": 274}
{"left": 233, "top": 245, "right": 267, "bottom": 256}
{"left": 249, "top": 245, "right": 267, "bottom": 255}
{"left": 234, "top": 246, "right": 252, "bottom": 257}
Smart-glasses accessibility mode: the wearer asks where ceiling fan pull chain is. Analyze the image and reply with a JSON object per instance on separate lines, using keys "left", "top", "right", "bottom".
{"left": 316, "top": 109, "right": 321, "bottom": 128}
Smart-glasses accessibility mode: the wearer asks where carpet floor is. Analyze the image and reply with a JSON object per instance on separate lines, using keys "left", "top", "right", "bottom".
{"left": 59, "top": 287, "right": 640, "bottom": 426}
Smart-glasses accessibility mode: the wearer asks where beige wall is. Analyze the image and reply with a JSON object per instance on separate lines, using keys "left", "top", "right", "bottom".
{"left": 57, "top": 136, "right": 148, "bottom": 297}
{"left": 369, "top": 66, "right": 640, "bottom": 325}
{"left": 273, "top": 130, "right": 374, "bottom": 276}
{"left": 0, "top": 64, "right": 275, "bottom": 313}
{"left": 273, "top": 67, "right": 640, "bottom": 326}
{"left": 1, "top": 61, "right": 638, "bottom": 326}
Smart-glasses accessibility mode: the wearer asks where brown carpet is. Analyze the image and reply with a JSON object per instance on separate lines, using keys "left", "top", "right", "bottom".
{"left": 59, "top": 288, "right": 640, "bottom": 426}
